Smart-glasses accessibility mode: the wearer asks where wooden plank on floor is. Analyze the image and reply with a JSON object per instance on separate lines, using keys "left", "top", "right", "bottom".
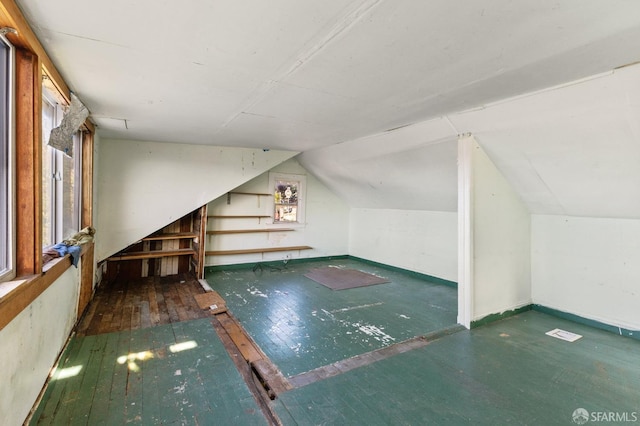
{"left": 43, "top": 335, "right": 97, "bottom": 424}
{"left": 216, "top": 313, "right": 263, "bottom": 363}
{"left": 155, "top": 282, "right": 170, "bottom": 325}
{"left": 69, "top": 335, "right": 111, "bottom": 424}
{"left": 251, "top": 358, "right": 293, "bottom": 395}
{"left": 30, "top": 336, "right": 85, "bottom": 424}
{"left": 86, "top": 332, "right": 121, "bottom": 424}
{"left": 148, "top": 284, "right": 160, "bottom": 325}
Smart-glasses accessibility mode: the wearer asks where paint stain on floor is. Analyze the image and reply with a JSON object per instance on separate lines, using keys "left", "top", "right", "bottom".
{"left": 206, "top": 258, "right": 458, "bottom": 376}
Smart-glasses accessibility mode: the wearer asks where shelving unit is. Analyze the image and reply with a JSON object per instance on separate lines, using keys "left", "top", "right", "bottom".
{"left": 205, "top": 246, "right": 312, "bottom": 256}
{"left": 107, "top": 248, "right": 196, "bottom": 261}
{"left": 141, "top": 232, "right": 197, "bottom": 241}
{"left": 105, "top": 207, "right": 207, "bottom": 280}
{"left": 207, "top": 228, "right": 294, "bottom": 235}
{"left": 206, "top": 188, "right": 312, "bottom": 263}
{"left": 226, "top": 191, "right": 271, "bottom": 205}
{"left": 209, "top": 214, "right": 271, "bottom": 219}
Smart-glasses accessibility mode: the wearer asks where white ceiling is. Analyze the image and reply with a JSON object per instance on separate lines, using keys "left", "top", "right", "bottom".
{"left": 16, "top": 0, "right": 640, "bottom": 151}
{"left": 450, "top": 65, "right": 640, "bottom": 218}
{"left": 15, "top": 0, "right": 640, "bottom": 218}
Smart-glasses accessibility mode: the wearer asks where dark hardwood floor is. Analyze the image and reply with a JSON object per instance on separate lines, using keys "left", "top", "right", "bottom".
{"left": 76, "top": 273, "right": 210, "bottom": 336}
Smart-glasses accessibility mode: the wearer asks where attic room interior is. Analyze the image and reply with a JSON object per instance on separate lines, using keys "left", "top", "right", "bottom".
{"left": 1, "top": 1, "right": 639, "bottom": 425}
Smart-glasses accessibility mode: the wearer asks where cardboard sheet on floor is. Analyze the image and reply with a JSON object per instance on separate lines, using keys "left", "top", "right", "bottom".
{"left": 194, "top": 291, "right": 227, "bottom": 314}
{"left": 304, "top": 267, "right": 389, "bottom": 290}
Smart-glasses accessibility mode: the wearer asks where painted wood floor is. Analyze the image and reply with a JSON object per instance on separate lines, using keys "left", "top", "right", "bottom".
{"left": 30, "top": 318, "right": 267, "bottom": 425}
{"left": 29, "top": 261, "right": 640, "bottom": 425}
{"left": 272, "top": 310, "right": 640, "bottom": 425}
{"left": 205, "top": 258, "right": 458, "bottom": 377}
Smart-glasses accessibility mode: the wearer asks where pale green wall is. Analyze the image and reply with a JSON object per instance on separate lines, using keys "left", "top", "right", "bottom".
{"left": 206, "top": 158, "right": 350, "bottom": 266}
{"left": 95, "top": 139, "right": 297, "bottom": 261}
{"left": 349, "top": 208, "right": 457, "bottom": 282}
{"left": 0, "top": 267, "right": 80, "bottom": 426}
{"left": 532, "top": 215, "right": 640, "bottom": 330}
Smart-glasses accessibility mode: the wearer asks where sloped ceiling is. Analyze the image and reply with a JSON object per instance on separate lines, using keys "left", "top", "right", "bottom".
{"left": 450, "top": 65, "right": 640, "bottom": 219}
{"left": 298, "top": 118, "right": 458, "bottom": 211}
{"left": 300, "top": 64, "right": 640, "bottom": 218}
{"left": 16, "top": 0, "right": 640, "bottom": 151}
{"left": 14, "top": 0, "right": 640, "bottom": 218}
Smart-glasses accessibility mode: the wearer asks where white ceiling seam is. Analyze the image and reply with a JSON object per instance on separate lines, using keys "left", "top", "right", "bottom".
{"left": 220, "top": 0, "right": 383, "bottom": 131}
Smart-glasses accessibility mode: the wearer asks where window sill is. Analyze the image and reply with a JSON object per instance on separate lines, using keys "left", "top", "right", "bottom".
{"left": 0, "top": 243, "right": 91, "bottom": 331}
{"left": 0, "top": 277, "right": 30, "bottom": 300}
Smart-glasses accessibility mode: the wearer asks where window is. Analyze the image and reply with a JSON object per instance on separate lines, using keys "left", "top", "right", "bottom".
{"left": 271, "top": 173, "right": 306, "bottom": 224}
{"left": 42, "top": 90, "right": 81, "bottom": 248}
{"left": 0, "top": 34, "right": 14, "bottom": 282}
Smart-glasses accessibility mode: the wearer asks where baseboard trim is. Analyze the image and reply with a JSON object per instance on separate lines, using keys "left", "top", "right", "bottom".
{"left": 470, "top": 305, "right": 533, "bottom": 328}
{"left": 204, "top": 255, "right": 350, "bottom": 273}
{"left": 532, "top": 304, "right": 639, "bottom": 341}
{"left": 346, "top": 256, "right": 457, "bottom": 288}
{"left": 470, "top": 303, "right": 639, "bottom": 341}
{"left": 204, "top": 255, "right": 458, "bottom": 288}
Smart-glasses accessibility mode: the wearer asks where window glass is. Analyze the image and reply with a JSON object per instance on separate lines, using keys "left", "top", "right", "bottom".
{"left": 270, "top": 173, "right": 306, "bottom": 224}
{"left": 42, "top": 91, "right": 81, "bottom": 249}
{"left": 42, "top": 98, "right": 55, "bottom": 247}
{"left": 62, "top": 132, "right": 80, "bottom": 238}
{"left": 0, "top": 35, "right": 13, "bottom": 281}
{"left": 274, "top": 179, "right": 299, "bottom": 222}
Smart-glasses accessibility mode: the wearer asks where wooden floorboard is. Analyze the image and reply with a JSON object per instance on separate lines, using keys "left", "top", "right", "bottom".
{"left": 76, "top": 273, "right": 210, "bottom": 336}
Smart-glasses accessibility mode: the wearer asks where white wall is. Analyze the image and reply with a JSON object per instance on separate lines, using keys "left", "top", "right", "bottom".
{"left": 206, "top": 158, "right": 349, "bottom": 266}
{"left": 349, "top": 208, "right": 457, "bottom": 282}
{"left": 298, "top": 118, "right": 458, "bottom": 212}
{"left": 459, "top": 136, "right": 531, "bottom": 325}
{"left": 296, "top": 117, "right": 459, "bottom": 283}
{"left": 96, "top": 139, "right": 296, "bottom": 261}
{"left": 0, "top": 266, "right": 80, "bottom": 426}
{"left": 532, "top": 214, "right": 640, "bottom": 330}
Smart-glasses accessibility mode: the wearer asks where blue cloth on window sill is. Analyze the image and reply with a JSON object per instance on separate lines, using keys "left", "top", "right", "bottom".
{"left": 51, "top": 243, "right": 82, "bottom": 267}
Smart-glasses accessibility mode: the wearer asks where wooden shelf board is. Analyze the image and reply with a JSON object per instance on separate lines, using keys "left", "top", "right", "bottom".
{"left": 205, "top": 245, "right": 312, "bottom": 256}
{"left": 142, "top": 232, "right": 197, "bottom": 241}
{"left": 107, "top": 248, "right": 196, "bottom": 261}
{"left": 208, "top": 215, "right": 272, "bottom": 219}
{"left": 229, "top": 192, "right": 271, "bottom": 196}
{"left": 207, "top": 228, "right": 294, "bottom": 235}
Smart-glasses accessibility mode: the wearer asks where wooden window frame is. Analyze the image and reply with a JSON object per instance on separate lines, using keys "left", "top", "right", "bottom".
{"left": 0, "top": 0, "right": 95, "bottom": 331}
{"left": 0, "top": 32, "right": 13, "bottom": 282}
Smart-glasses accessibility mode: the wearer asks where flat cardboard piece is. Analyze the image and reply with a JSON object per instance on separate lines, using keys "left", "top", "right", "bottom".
{"left": 194, "top": 291, "right": 227, "bottom": 314}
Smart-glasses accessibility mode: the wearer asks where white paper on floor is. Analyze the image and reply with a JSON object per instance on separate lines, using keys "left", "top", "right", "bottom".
{"left": 545, "top": 328, "right": 583, "bottom": 342}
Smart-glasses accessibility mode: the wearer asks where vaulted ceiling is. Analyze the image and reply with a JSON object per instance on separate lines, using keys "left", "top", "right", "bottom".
{"left": 16, "top": 0, "right": 640, "bottom": 217}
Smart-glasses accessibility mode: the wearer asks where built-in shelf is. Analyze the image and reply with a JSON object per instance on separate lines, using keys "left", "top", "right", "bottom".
{"left": 205, "top": 245, "right": 312, "bottom": 256}
{"left": 141, "top": 232, "right": 197, "bottom": 241}
{"left": 107, "top": 248, "right": 196, "bottom": 261}
{"left": 228, "top": 192, "right": 271, "bottom": 196}
{"left": 207, "top": 228, "right": 294, "bottom": 235}
{"left": 227, "top": 191, "right": 272, "bottom": 204}
{"left": 208, "top": 215, "right": 272, "bottom": 219}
